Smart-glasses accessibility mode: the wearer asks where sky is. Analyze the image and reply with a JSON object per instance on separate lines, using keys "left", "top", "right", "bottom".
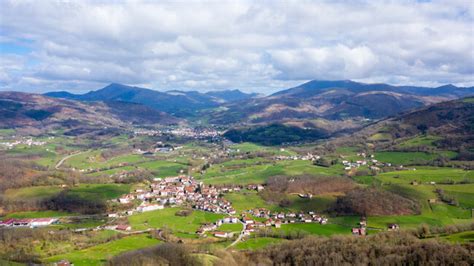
{"left": 0, "top": 0, "right": 473, "bottom": 94}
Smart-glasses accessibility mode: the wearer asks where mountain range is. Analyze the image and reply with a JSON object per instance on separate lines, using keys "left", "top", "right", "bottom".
{"left": 0, "top": 79, "right": 471, "bottom": 138}
{"left": 44, "top": 80, "right": 473, "bottom": 128}
{"left": 0, "top": 91, "right": 177, "bottom": 136}
{"left": 45, "top": 84, "right": 258, "bottom": 117}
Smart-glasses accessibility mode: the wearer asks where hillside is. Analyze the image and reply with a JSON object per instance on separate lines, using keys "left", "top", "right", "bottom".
{"left": 208, "top": 80, "right": 473, "bottom": 126}
{"left": 45, "top": 84, "right": 258, "bottom": 117}
{"left": 335, "top": 97, "right": 474, "bottom": 154}
{"left": 205, "top": 89, "right": 259, "bottom": 102}
{"left": 273, "top": 80, "right": 474, "bottom": 98}
{"left": 0, "top": 92, "right": 177, "bottom": 135}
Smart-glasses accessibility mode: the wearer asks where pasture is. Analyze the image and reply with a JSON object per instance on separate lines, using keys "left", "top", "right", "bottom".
{"left": 235, "top": 237, "right": 286, "bottom": 250}
{"left": 45, "top": 234, "right": 160, "bottom": 266}
{"left": 374, "top": 151, "right": 457, "bottom": 165}
{"left": 277, "top": 222, "right": 351, "bottom": 236}
{"left": 376, "top": 167, "right": 473, "bottom": 185}
{"left": 199, "top": 160, "right": 343, "bottom": 185}
{"left": 66, "top": 184, "right": 131, "bottom": 201}
{"left": 439, "top": 230, "right": 474, "bottom": 244}
{"left": 4, "top": 186, "right": 63, "bottom": 201}
{"left": 128, "top": 207, "right": 224, "bottom": 233}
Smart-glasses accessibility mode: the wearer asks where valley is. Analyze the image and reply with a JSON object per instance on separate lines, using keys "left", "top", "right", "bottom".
{"left": 0, "top": 82, "right": 472, "bottom": 265}
{"left": 0, "top": 90, "right": 472, "bottom": 265}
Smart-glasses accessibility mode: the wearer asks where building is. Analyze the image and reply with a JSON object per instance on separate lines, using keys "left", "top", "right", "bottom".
{"left": 137, "top": 203, "right": 164, "bottom": 212}
{"left": 213, "top": 231, "right": 233, "bottom": 238}
{"left": 388, "top": 224, "right": 400, "bottom": 231}
{"left": 116, "top": 224, "right": 132, "bottom": 231}
{"left": 53, "top": 260, "right": 72, "bottom": 266}
{"left": 30, "top": 218, "right": 57, "bottom": 227}
{"left": 352, "top": 227, "right": 366, "bottom": 236}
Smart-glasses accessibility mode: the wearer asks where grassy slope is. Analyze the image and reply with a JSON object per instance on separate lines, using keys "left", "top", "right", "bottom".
{"left": 235, "top": 237, "right": 286, "bottom": 250}
{"left": 128, "top": 207, "right": 224, "bottom": 232}
{"left": 45, "top": 234, "right": 160, "bottom": 266}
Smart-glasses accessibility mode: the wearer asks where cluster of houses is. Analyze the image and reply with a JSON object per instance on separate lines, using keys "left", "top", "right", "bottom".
{"left": 197, "top": 216, "right": 241, "bottom": 237}
{"left": 133, "top": 129, "right": 161, "bottom": 136}
{"left": 166, "top": 127, "right": 221, "bottom": 139}
{"left": 133, "top": 127, "right": 221, "bottom": 140}
{"left": 133, "top": 145, "right": 183, "bottom": 155}
{"left": 351, "top": 217, "right": 400, "bottom": 236}
{"left": 352, "top": 217, "right": 367, "bottom": 236}
{"left": 197, "top": 208, "right": 329, "bottom": 239}
{"left": 114, "top": 176, "right": 241, "bottom": 217}
{"left": 274, "top": 152, "right": 320, "bottom": 161}
{"left": 0, "top": 218, "right": 58, "bottom": 228}
{"left": 342, "top": 154, "right": 392, "bottom": 171}
{"left": 0, "top": 138, "right": 46, "bottom": 149}
{"left": 247, "top": 208, "right": 328, "bottom": 225}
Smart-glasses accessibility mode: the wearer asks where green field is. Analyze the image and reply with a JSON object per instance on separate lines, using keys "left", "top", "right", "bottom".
{"left": 438, "top": 230, "right": 474, "bottom": 243}
{"left": 5, "top": 186, "right": 63, "bottom": 200}
{"left": 218, "top": 223, "right": 243, "bottom": 232}
{"left": 438, "top": 184, "right": 474, "bottom": 208}
{"left": 224, "top": 191, "right": 275, "bottom": 213}
{"left": 64, "top": 151, "right": 148, "bottom": 170}
{"left": 45, "top": 234, "right": 160, "bottom": 266}
{"left": 369, "top": 133, "right": 391, "bottom": 141}
{"left": 199, "top": 160, "right": 342, "bottom": 185}
{"left": 66, "top": 184, "right": 131, "bottom": 201}
{"left": 277, "top": 222, "right": 352, "bottom": 236}
{"left": 375, "top": 151, "right": 457, "bottom": 165}
{"left": 376, "top": 167, "right": 473, "bottom": 184}
{"left": 128, "top": 207, "right": 224, "bottom": 233}
{"left": 235, "top": 237, "right": 286, "bottom": 250}
{"left": 4, "top": 210, "right": 73, "bottom": 219}
{"left": 135, "top": 160, "right": 187, "bottom": 177}
{"left": 397, "top": 135, "right": 442, "bottom": 148}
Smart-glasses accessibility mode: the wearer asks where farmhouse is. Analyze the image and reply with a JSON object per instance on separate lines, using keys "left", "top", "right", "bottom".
{"left": 388, "top": 224, "right": 400, "bottom": 231}
{"left": 0, "top": 218, "right": 57, "bottom": 228}
{"left": 137, "top": 203, "right": 164, "bottom": 212}
{"left": 116, "top": 224, "right": 132, "bottom": 231}
{"left": 352, "top": 227, "right": 366, "bottom": 236}
{"left": 30, "top": 218, "right": 57, "bottom": 227}
{"left": 213, "top": 231, "right": 233, "bottom": 238}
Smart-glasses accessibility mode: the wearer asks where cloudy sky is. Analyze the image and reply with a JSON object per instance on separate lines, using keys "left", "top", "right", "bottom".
{"left": 0, "top": 0, "right": 473, "bottom": 94}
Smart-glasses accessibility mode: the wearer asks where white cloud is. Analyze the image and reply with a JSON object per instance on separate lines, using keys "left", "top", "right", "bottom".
{"left": 0, "top": 0, "right": 472, "bottom": 94}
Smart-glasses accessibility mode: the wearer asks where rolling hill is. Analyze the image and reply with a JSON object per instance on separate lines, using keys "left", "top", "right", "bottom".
{"left": 0, "top": 92, "right": 177, "bottom": 135}
{"left": 45, "top": 84, "right": 258, "bottom": 117}
{"left": 337, "top": 97, "right": 474, "bottom": 153}
{"left": 208, "top": 80, "right": 473, "bottom": 126}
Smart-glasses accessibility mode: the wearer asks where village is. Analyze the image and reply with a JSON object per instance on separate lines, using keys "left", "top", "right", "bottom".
{"left": 0, "top": 175, "right": 330, "bottom": 240}
{"left": 341, "top": 152, "right": 393, "bottom": 171}
{"left": 0, "top": 137, "right": 48, "bottom": 149}
{"left": 111, "top": 175, "right": 329, "bottom": 238}
{"left": 133, "top": 127, "right": 222, "bottom": 140}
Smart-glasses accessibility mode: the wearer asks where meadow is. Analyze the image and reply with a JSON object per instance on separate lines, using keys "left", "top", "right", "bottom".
{"left": 64, "top": 184, "right": 131, "bottom": 201}
{"left": 235, "top": 237, "right": 286, "bottom": 250}
{"left": 128, "top": 207, "right": 224, "bottom": 232}
{"left": 374, "top": 151, "right": 457, "bottom": 165}
{"left": 45, "top": 234, "right": 160, "bottom": 266}
{"left": 277, "top": 222, "right": 352, "bottom": 236}
{"left": 438, "top": 230, "right": 474, "bottom": 244}
{"left": 376, "top": 167, "right": 473, "bottom": 184}
{"left": 199, "top": 160, "right": 342, "bottom": 185}
{"left": 396, "top": 135, "right": 442, "bottom": 148}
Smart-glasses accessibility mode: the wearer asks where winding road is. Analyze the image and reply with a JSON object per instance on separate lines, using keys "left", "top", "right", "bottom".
{"left": 226, "top": 219, "right": 246, "bottom": 249}
{"left": 55, "top": 151, "right": 87, "bottom": 169}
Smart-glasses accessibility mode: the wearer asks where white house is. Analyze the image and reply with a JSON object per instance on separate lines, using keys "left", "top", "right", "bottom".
{"left": 30, "top": 218, "right": 57, "bottom": 227}
{"left": 137, "top": 204, "right": 164, "bottom": 212}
